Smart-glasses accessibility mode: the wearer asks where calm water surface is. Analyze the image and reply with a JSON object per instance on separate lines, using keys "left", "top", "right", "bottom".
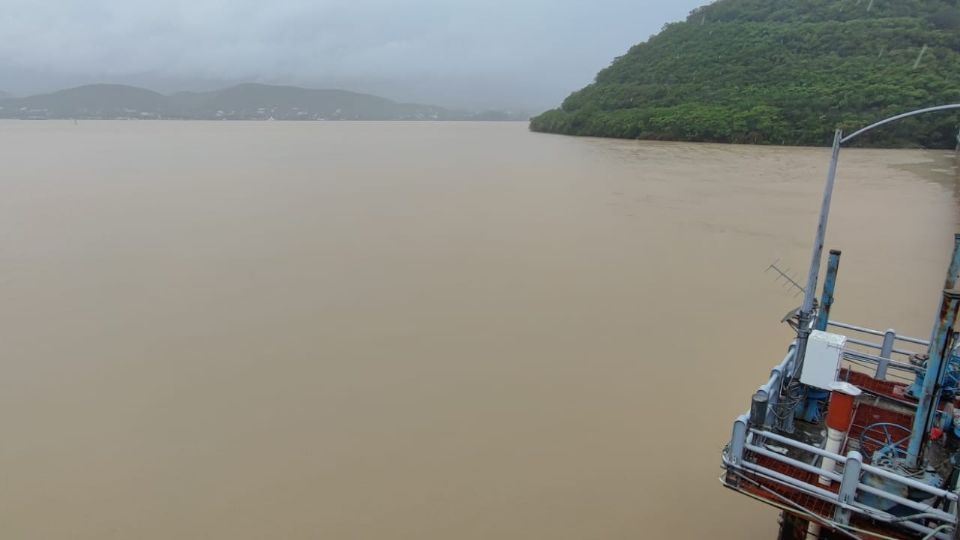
{"left": 0, "top": 121, "right": 958, "bottom": 539}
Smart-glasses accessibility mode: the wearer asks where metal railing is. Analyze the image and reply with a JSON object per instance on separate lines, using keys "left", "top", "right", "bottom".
{"left": 827, "top": 320, "right": 928, "bottom": 381}
{"left": 722, "top": 326, "right": 955, "bottom": 538}
{"left": 752, "top": 345, "right": 797, "bottom": 428}
{"left": 842, "top": 348, "right": 921, "bottom": 382}
{"left": 724, "top": 418, "right": 958, "bottom": 538}
{"left": 756, "top": 322, "right": 927, "bottom": 403}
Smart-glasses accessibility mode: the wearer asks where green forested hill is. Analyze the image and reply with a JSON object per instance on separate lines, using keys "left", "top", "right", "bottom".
{"left": 530, "top": 0, "right": 960, "bottom": 147}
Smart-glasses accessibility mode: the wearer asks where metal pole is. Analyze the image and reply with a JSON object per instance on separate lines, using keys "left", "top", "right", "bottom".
{"left": 795, "top": 130, "right": 843, "bottom": 369}
{"left": 907, "top": 289, "right": 960, "bottom": 467}
{"left": 877, "top": 329, "right": 895, "bottom": 380}
{"left": 834, "top": 451, "right": 862, "bottom": 526}
{"left": 750, "top": 392, "right": 769, "bottom": 428}
{"left": 726, "top": 414, "right": 749, "bottom": 488}
{"left": 908, "top": 235, "right": 960, "bottom": 465}
{"left": 840, "top": 104, "right": 960, "bottom": 144}
{"left": 815, "top": 249, "right": 842, "bottom": 331}
{"left": 943, "top": 234, "right": 960, "bottom": 291}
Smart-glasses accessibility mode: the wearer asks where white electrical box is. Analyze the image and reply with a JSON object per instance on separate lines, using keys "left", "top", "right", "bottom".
{"left": 800, "top": 330, "right": 847, "bottom": 390}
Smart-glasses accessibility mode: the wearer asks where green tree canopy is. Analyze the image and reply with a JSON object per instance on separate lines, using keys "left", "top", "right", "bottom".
{"left": 530, "top": 0, "right": 960, "bottom": 148}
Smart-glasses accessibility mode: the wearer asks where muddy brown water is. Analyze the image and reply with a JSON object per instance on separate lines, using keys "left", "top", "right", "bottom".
{"left": 0, "top": 121, "right": 957, "bottom": 539}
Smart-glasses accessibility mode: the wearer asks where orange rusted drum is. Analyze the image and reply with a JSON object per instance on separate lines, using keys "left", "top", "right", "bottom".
{"left": 826, "top": 389, "right": 856, "bottom": 431}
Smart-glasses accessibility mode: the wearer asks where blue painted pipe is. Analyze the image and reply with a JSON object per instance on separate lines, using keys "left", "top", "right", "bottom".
{"left": 815, "top": 250, "right": 841, "bottom": 331}
{"left": 907, "top": 290, "right": 960, "bottom": 467}
{"left": 907, "top": 236, "right": 960, "bottom": 467}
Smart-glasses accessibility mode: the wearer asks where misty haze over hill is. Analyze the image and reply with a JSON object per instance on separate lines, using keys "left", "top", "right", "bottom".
{"left": 0, "top": 83, "right": 525, "bottom": 120}
{"left": 0, "top": 0, "right": 704, "bottom": 111}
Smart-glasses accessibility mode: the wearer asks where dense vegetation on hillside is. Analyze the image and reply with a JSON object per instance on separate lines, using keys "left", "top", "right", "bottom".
{"left": 531, "top": 0, "right": 960, "bottom": 147}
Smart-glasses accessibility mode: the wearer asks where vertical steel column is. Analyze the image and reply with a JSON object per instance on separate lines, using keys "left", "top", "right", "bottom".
{"left": 815, "top": 250, "right": 842, "bottom": 331}
{"left": 729, "top": 415, "right": 748, "bottom": 467}
{"left": 834, "top": 451, "right": 862, "bottom": 526}
{"left": 750, "top": 392, "right": 769, "bottom": 428}
{"left": 876, "top": 329, "right": 895, "bottom": 380}
{"left": 726, "top": 414, "right": 749, "bottom": 487}
{"left": 908, "top": 289, "right": 960, "bottom": 467}
{"left": 906, "top": 236, "right": 960, "bottom": 467}
{"left": 945, "top": 234, "right": 960, "bottom": 291}
{"left": 795, "top": 130, "right": 843, "bottom": 370}
{"left": 780, "top": 132, "right": 843, "bottom": 436}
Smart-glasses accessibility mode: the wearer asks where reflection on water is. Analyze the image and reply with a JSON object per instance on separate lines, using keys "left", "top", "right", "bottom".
{"left": 0, "top": 121, "right": 957, "bottom": 539}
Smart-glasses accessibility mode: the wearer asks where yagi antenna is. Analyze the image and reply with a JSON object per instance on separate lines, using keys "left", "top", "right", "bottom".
{"left": 765, "top": 259, "right": 806, "bottom": 297}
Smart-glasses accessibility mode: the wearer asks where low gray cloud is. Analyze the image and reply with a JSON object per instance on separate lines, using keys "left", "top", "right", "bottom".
{"left": 1, "top": 0, "right": 704, "bottom": 109}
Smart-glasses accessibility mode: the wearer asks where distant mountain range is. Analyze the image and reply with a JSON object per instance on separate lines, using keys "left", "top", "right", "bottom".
{"left": 0, "top": 83, "right": 527, "bottom": 121}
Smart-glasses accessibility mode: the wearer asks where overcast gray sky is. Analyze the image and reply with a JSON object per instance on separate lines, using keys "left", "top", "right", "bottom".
{"left": 1, "top": 0, "right": 706, "bottom": 110}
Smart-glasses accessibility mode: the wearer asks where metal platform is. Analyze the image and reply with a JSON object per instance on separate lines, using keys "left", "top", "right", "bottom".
{"left": 722, "top": 324, "right": 958, "bottom": 539}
